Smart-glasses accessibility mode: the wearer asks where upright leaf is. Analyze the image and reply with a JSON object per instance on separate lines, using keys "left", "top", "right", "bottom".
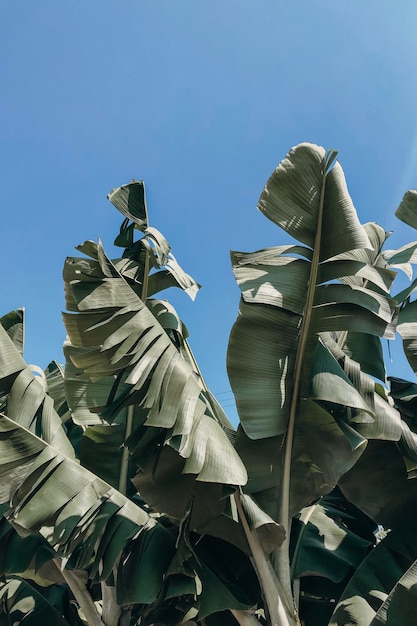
{"left": 227, "top": 144, "right": 398, "bottom": 525}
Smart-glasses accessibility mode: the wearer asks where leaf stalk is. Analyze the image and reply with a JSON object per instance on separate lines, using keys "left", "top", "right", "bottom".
{"left": 275, "top": 154, "right": 332, "bottom": 606}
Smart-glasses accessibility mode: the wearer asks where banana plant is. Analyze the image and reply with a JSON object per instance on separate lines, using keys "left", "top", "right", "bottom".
{"left": 61, "top": 180, "right": 286, "bottom": 623}
{"left": 226, "top": 143, "right": 417, "bottom": 622}
{"left": 0, "top": 310, "right": 262, "bottom": 625}
{"left": 0, "top": 182, "right": 282, "bottom": 624}
{"left": 2, "top": 145, "right": 417, "bottom": 625}
{"left": 62, "top": 181, "right": 282, "bottom": 546}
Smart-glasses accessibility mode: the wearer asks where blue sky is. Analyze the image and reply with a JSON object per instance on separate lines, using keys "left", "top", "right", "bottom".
{"left": 2, "top": 1, "right": 417, "bottom": 422}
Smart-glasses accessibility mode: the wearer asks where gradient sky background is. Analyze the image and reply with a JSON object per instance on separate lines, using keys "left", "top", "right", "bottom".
{"left": 3, "top": 1, "right": 417, "bottom": 423}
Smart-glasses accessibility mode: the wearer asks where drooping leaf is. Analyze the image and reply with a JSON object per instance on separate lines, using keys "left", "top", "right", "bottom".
{"left": 61, "top": 236, "right": 290, "bottom": 572}
{"left": 0, "top": 414, "right": 152, "bottom": 573}
{"left": 290, "top": 489, "right": 376, "bottom": 626}
{"left": 291, "top": 489, "right": 374, "bottom": 581}
{"left": 387, "top": 377, "right": 417, "bottom": 474}
{"left": 0, "top": 577, "right": 72, "bottom": 625}
{"left": 63, "top": 240, "right": 247, "bottom": 487}
{"left": 383, "top": 240, "right": 417, "bottom": 280}
{"left": 79, "top": 423, "right": 137, "bottom": 495}
{"left": 337, "top": 332, "right": 386, "bottom": 381}
{"left": 62, "top": 229, "right": 289, "bottom": 570}
{"left": 339, "top": 440, "right": 417, "bottom": 527}
{"left": 44, "top": 361, "right": 70, "bottom": 422}
{"left": 330, "top": 517, "right": 417, "bottom": 625}
{"left": 0, "top": 504, "right": 69, "bottom": 594}
{"left": 0, "top": 319, "right": 75, "bottom": 482}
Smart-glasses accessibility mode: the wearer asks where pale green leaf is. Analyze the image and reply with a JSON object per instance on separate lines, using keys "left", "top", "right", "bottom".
{"left": 395, "top": 189, "right": 417, "bottom": 230}
{"left": 227, "top": 298, "right": 300, "bottom": 438}
{"left": 63, "top": 241, "right": 247, "bottom": 486}
{"left": 310, "top": 341, "right": 375, "bottom": 416}
{"left": 231, "top": 250, "right": 311, "bottom": 315}
{"left": 258, "top": 143, "right": 371, "bottom": 260}
{"left": 0, "top": 309, "right": 25, "bottom": 355}
{"left": 108, "top": 180, "right": 148, "bottom": 231}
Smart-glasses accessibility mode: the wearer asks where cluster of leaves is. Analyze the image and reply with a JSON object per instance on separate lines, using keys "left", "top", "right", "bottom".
{"left": 1, "top": 145, "right": 417, "bottom": 625}
{"left": 0, "top": 181, "right": 274, "bottom": 625}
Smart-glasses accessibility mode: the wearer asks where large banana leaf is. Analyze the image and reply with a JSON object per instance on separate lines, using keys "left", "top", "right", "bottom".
{"left": 61, "top": 184, "right": 291, "bottom": 588}
{"left": 62, "top": 236, "right": 287, "bottom": 558}
{"left": 62, "top": 239, "right": 246, "bottom": 481}
{"left": 0, "top": 393, "right": 258, "bottom": 625}
{"left": 227, "top": 143, "right": 400, "bottom": 523}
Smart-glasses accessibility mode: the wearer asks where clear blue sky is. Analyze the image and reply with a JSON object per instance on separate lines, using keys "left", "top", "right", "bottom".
{"left": 2, "top": 1, "right": 417, "bottom": 422}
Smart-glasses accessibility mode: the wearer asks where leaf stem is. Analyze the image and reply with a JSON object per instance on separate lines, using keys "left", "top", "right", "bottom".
{"left": 234, "top": 491, "right": 296, "bottom": 626}
{"left": 276, "top": 154, "right": 331, "bottom": 603}
{"left": 53, "top": 559, "right": 105, "bottom": 626}
{"left": 141, "top": 249, "right": 150, "bottom": 302}
{"left": 118, "top": 247, "right": 151, "bottom": 496}
{"left": 231, "top": 610, "right": 263, "bottom": 626}
{"left": 118, "top": 405, "right": 134, "bottom": 495}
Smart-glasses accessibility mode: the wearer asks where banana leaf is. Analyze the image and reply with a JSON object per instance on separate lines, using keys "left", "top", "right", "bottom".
{"left": 0, "top": 386, "right": 260, "bottom": 623}
{"left": 290, "top": 489, "right": 375, "bottom": 626}
{"left": 108, "top": 179, "right": 149, "bottom": 233}
{"left": 227, "top": 144, "right": 400, "bottom": 525}
{"left": 329, "top": 516, "right": 417, "bottom": 625}
{"left": 397, "top": 300, "right": 417, "bottom": 375}
{"left": 388, "top": 377, "right": 417, "bottom": 474}
{"left": 0, "top": 577, "right": 74, "bottom": 625}
{"left": 62, "top": 239, "right": 247, "bottom": 484}
{"left": 338, "top": 440, "right": 417, "bottom": 528}
{"left": 0, "top": 503, "right": 60, "bottom": 586}
{"left": 108, "top": 179, "right": 200, "bottom": 299}
{"left": 0, "top": 412, "right": 209, "bottom": 612}
{"left": 395, "top": 189, "right": 417, "bottom": 230}
{"left": 0, "top": 309, "right": 25, "bottom": 355}
{"left": 0, "top": 318, "right": 183, "bottom": 610}
{"left": 337, "top": 375, "right": 417, "bottom": 527}
{"left": 62, "top": 204, "right": 285, "bottom": 559}
{"left": 0, "top": 316, "right": 75, "bottom": 508}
